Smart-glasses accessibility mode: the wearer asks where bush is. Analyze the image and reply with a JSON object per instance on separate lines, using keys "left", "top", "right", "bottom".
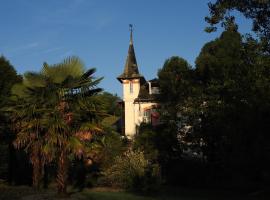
{"left": 101, "top": 149, "right": 161, "bottom": 192}
{"left": 77, "top": 130, "right": 125, "bottom": 188}
{"left": 133, "top": 124, "right": 158, "bottom": 161}
{"left": 98, "top": 131, "right": 126, "bottom": 170}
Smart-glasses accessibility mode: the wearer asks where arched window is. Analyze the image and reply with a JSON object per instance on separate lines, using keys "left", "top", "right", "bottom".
{"left": 130, "top": 81, "right": 133, "bottom": 93}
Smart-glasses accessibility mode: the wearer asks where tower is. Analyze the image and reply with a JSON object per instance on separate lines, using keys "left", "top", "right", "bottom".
{"left": 117, "top": 25, "right": 145, "bottom": 138}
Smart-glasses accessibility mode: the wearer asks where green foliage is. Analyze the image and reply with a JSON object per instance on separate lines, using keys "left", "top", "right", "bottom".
{"left": 205, "top": 0, "right": 270, "bottom": 53}
{"left": 196, "top": 30, "right": 242, "bottom": 84}
{"left": 83, "top": 130, "right": 126, "bottom": 188}
{"left": 102, "top": 116, "right": 119, "bottom": 127}
{"left": 6, "top": 56, "right": 105, "bottom": 192}
{"left": 156, "top": 56, "right": 195, "bottom": 179}
{"left": 0, "top": 56, "right": 22, "bottom": 136}
{"left": 193, "top": 27, "right": 270, "bottom": 184}
{"left": 0, "top": 56, "right": 22, "bottom": 182}
{"left": 158, "top": 56, "right": 192, "bottom": 108}
{"left": 154, "top": 27, "right": 270, "bottom": 187}
{"left": 98, "top": 130, "right": 126, "bottom": 170}
{"left": 102, "top": 149, "right": 161, "bottom": 192}
{"left": 0, "top": 56, "right": 22, "bottom": 105}
{"left": 157, "top": 56, "right": 197, "bottom": 134}
{"left": 134, "top": 123, "right": 182, "bottom": 165}
{"left": 97, "top": 92, "right": 121, "bottom": 116}
{"left": 133, "top": 124, "right": 158, "bottom": 161}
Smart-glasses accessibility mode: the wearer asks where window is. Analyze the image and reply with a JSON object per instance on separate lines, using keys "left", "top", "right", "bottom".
{"left": 130, "top": 81, "right": 133, "bottom": 93}
{"left": 143, "top": 109, "right": 151, "bottom": 123}
{"left": 151, "top": 87, "right": 159, "bottom": 94}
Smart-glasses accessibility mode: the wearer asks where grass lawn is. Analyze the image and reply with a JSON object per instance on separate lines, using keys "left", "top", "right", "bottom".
{"left": 82, "top": 187, "right": 268, "bottom": 200}
{"left": 82, "top": 190, "right": 156, "bottom": 200}
{"left": 0, "top": 183, "right": 268, "bottom": 200}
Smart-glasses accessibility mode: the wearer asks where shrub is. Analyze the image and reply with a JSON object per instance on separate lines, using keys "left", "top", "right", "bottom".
{"left": 98, "top": 131, "right": 126, "bottom": 170}
{"left": 80, "top": 130, "right": 125, "bottom": 188}
{"left": 101, "top": 149, "right": 161, "bottom": 192}
{"left": 133, "top": 124, "right": 159, "bottom": 161}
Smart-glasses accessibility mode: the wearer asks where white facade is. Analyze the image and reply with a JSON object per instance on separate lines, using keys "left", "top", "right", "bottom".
{"left": 121, "top": 79, "right": 157, "bottom": 138}
{"left": 122, "top": 79, "right": 140, "bottom": 138}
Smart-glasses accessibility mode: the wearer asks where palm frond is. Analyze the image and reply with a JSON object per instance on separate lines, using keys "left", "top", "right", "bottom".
{"left": 13, "top": 131, "right": 31, "bottom": 149}
{"left": 71, "top": 88, "right": 103, "bottom": 99}
{"left": 42, "top": 56, "right": 84, "bottom": 84}
{"left": 79, "top": 122, "right": 103, "bottom": 133}
{"left": 75, "top": 131, "right": 92, "bottom": 141}
{"left": 67, "top": 136, "right": 84, "bottom": 158}
{"left": 11, "top": 83, "right": 28, "bottom": 98}
{"left": 101, "top": 116, "right": 120, "bottom": 127}
{"left": 81, "top": 68, "right": 96, "bottom": 79}
{"left": 24, "top": 72, "right": 46, "bottom": 88}
{"left": 42, "top": 143, "right": 56, "bottom": 162}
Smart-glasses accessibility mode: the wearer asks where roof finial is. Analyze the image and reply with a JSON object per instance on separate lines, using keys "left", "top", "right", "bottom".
{"left": 129, "top": 24, "right": 133, "bottom": 44}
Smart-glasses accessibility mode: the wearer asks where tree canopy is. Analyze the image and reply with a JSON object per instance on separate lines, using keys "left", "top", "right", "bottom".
{"left": 0, "top": 56, "right": 22, "bottom": 105}
{"left": 205, "top": 0, "right": 270, "bottom": 53}
{"left": 0, "top": 56, "right": 22, "bottom": 136}
{"left": 158, "top": 56, "right": 194, "bottom": 120}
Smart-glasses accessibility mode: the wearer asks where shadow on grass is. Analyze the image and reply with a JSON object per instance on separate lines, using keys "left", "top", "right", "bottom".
{"left": 1, "top": 184, "right": 269, "bottom": 200}
{"left": 82, "top": 186, "right": 270, "bottom": 200}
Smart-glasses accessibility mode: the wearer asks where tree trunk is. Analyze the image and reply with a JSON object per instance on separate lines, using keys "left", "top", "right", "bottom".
{"left": 31, "top": 146, "right": 43, "bottom": 189}
{"left": 56, "top": 150, "right": 68, "bottom": 195}
{"left": 43, "top": 164, "right": 49, "bottom": 189}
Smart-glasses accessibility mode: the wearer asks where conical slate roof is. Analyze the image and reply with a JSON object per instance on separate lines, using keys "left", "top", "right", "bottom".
{"left": 117, "top": 26, "right": 143, "bottom": 82}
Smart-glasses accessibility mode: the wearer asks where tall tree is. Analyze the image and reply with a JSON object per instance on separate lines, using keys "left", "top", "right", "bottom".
{"left": 158, "top": 56, "right": 194, "bottom": 121}
{"left": 205, "top": 0, "right": 270, "bottom": 53}
{"left": 0, "top": 56, "right": 22, "bottom": 182}
{"left": 195, "top": 27, "right": 270, "bottom": 183}
{"left": 156, "top": 57, "right": 196, "bottom": 180}
{"left": 0, "top": 56, "right": 22, "bottom": 137}
{"left": 9, "top": 57, "right": 105, "bottom": 194}
{"left": 0, "top": 56, "right": 22, "bottom": 105}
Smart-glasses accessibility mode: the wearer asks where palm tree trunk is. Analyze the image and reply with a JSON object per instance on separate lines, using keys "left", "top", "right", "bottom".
{"left": 43, "top": 164, "right": 49, "bottom": 189}
{"left": 31, "top": 145, "right": 43, "bottom": 189}
{"left": 56, "top": 150, "right": 68, "bottom": 195}
{"left": 32, "top": 158, "right": 41, "bottom": 189}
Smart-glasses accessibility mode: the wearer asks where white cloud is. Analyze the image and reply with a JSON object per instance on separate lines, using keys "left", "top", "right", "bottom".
{"left": 3, "top": 42, "right": 39, "bottom": 56}
{"left": 43, "top": 47, "right": 63, "bottom": 54}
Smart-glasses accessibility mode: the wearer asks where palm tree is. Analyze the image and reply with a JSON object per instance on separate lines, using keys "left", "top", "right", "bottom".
{"left": 39, "top": 57, "right": 105, "bottom": 194}
{"left": 9, "top": 57, "right": 105, "bottom": 194}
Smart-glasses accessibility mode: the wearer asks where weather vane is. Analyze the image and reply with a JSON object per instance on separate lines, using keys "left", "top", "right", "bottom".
{"left": 129, "top": 24, "right": 134, "bottom": 44}
{"left": 129, "top": 24, "right": 133, "bottom": 32}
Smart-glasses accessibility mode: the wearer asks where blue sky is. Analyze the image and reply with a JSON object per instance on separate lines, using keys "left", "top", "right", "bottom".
{"left": 0, "top": 0, "right": 252, "bottom": 96}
